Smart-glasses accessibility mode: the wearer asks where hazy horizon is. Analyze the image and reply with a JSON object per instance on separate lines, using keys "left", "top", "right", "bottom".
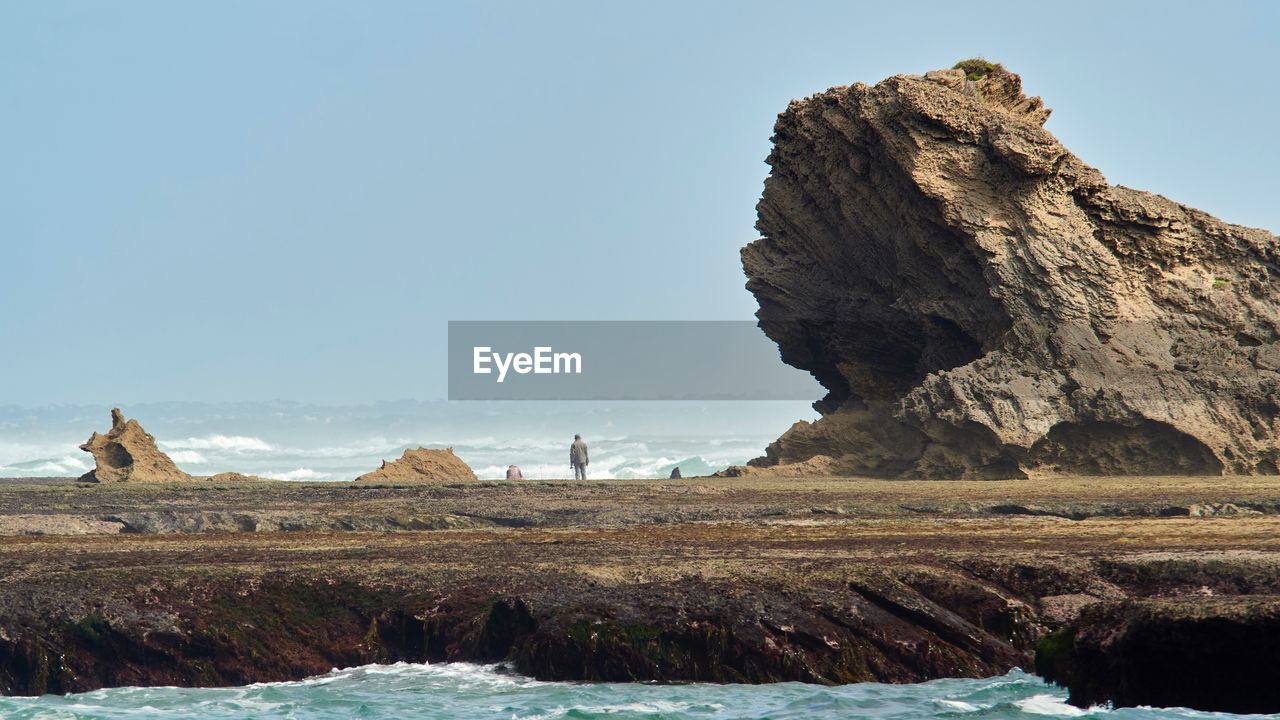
{"left": 0, "top": 399, "right": 819, "bottom": 480}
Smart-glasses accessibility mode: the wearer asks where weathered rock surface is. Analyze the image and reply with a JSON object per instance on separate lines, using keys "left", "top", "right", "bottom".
{"left": 716, "top": 453, "right": 837, "bottom": 478}
{"left": 743, "top": 64, "right": 1280, "bottom": 478}
{"left": 78, "top": 409, "right": 192, "bottom": 483}
{"left": 354, "top": 447, "right": 478, "bottom": 483}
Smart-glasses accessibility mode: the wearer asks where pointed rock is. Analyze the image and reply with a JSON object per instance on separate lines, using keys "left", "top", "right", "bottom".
{"left": 79, "top": 408, "right": 192, "bottom": 483}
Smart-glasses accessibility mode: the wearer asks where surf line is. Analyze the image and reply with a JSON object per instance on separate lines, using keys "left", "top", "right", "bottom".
{"left": 472, "top": 346, "right": 583, "bottom": 383}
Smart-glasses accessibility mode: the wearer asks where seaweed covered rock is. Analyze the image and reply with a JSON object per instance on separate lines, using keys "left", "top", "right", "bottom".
{"left": 78, "top": 408, "right": 192, "bottom": 483}
{"left": 743, "top": 64, "right": 1280, "bottom": 478}
{"left": 354, "top": 447, "right": 478, "bottom": 483}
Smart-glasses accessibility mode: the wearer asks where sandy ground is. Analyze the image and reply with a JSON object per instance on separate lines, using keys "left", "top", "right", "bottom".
{"left": 0, "top": 474, "right": 1275, "bottom": 572}
{"left": 0, "top": 474, "right": 1277, "bottom": 531}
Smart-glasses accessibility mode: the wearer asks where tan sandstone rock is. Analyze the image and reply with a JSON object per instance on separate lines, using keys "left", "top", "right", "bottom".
{"left": 354, "top": 447, "right": 478, "bottom": 483}
{"left": 206, "top": 472, "right": 270, "bottom": 483}
{"left": 743, "top": 64, "right": 1280, "bottom": 478}
{"left": 716, "top": 454, "right": 838, "bottom": 478}
{"left": 79, "top": 408, "right": 193, "bottom": 483}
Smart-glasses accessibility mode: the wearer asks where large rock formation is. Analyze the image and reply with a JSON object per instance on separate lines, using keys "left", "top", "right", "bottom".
{"left": 79, "top": 408, "right": 192, "bottom": 483}
{"left": 743, "top": 64, "right": 1280, "bottom": 478}
{"left": 354, "top": 447, "right": 478, "bottom": 483}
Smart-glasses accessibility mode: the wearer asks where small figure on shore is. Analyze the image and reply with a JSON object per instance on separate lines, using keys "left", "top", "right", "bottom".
{"left": 570, "top": 434, "right": 589, "bottom": 480}
{"left": 506, "top": 464, "right": 524, "bottom": 480}
{"left": 669, "top": 466, "right": 682, "bottom": 479}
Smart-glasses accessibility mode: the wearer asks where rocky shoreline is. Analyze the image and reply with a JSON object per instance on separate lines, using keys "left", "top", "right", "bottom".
{"left": 0, "top": 476, "right": 1277, "bottom": 712}
{"left": 6, "top": 59, "right": 1280, "bottom": 713}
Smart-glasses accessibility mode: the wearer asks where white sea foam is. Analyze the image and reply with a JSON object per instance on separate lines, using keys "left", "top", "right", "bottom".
{"left": 571, "top": 700, "right": 696, "bottom": 713}
{"left": 294, "top": 437, "right": 410, "bottom": 459}
{"left": 1013, "top": 693, "right": 1088, "bottom": 716}
{"left": 167, "top": 450, "right": 208, "bottom": 464}
{"left": 260, "top": 468, "right": 328, "bottom": 481}
{"left": 160, "top": 435, "right": 274, "bottom": 452}
{"left": 935, "top": 698, "right": 983, "bottom": 711}
{"left": 0, "top": 453, "right": 91, "bottom": 476}
{"left": 248, "top": 661, "right": 550, "bottom": 691}
{"left": 0, "top": 439, "right": 93, "bottom": 473}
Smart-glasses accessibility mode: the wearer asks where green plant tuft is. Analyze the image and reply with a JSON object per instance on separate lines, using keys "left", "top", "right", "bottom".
{"left": 953, "top": 58, "right": 1003, "bottom": 81}
{"left": 75, "top": 614, "right": 110, "bottom": 646}
{"left": 1033, "top": 626, "right": 1075, "bottom": 682}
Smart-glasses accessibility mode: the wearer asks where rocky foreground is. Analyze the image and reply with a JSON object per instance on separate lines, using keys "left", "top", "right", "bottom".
{"left": 0, "top": 476, "right": 1278, "bottom": 711}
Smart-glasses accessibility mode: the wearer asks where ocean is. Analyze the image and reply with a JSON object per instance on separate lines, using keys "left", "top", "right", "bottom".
{"left": 0, "top": 401, "right": 817, "bottom": 481}
{"left": 0, "top": 664, "right": 1262, "bottom": 720}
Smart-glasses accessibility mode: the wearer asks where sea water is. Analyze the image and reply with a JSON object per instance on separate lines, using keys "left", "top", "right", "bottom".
{"left": 0, "top": 401, "right": 819, "bottom": 481}
{"left": 0, "top": 664, "right": 1269, "bottom": 720}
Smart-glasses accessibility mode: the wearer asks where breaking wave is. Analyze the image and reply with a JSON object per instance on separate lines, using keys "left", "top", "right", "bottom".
{"left": 0, "top": 401, "right": 816, "bottom": 481}
{"left": 0, "top": 665, "right": 1246, "bottom": 720}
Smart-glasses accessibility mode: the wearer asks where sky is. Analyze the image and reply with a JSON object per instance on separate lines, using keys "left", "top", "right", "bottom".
{"left": 3, "top": 0, "right": 1278, "bottom": 405}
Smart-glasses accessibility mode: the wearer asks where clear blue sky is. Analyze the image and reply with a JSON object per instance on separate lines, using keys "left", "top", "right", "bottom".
{"left": 3, "top": 0, "right": 1277, "bottom": 405}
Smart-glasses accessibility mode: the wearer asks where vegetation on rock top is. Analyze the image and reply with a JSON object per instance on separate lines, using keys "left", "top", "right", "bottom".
{"left": 953, "top": 58, "right": 1003, "bottom": 81}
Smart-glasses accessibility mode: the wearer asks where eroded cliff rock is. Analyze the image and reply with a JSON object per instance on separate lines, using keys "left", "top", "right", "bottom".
{"left": 743, "top": 64, "right": 1280, "bottom": 478}
{"left": 78, "top": 409, "right": 192, "bottom": 483}
{"left": 354, "top": 447, "right": 478, "bottom": 483}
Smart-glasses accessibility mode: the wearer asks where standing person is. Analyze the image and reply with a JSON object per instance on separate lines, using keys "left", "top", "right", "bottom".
{"left": 570, "top": 434, "right": 589, "bottom": 480}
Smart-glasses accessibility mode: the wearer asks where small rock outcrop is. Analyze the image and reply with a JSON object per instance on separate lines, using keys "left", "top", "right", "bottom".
{"left": 354, "top": 447, "right": 478, "bottom": 483}
{"left": 743, "top": 63, "right": 1280, "bottom": 478}
{"left": 78, "top": 409, "right": 192, "bottom": 483}
{"left": 206, "top": 472, "right": 270, "bottom": 483}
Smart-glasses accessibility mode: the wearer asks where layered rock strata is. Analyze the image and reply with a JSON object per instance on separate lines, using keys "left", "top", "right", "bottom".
{"left": 743, "top": 65, "right": 1280, "bottom": 478}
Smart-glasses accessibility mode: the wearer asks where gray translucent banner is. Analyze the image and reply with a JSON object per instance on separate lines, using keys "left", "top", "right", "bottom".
{"left": 448, "top": 321, "right": 821, "bottom": 400}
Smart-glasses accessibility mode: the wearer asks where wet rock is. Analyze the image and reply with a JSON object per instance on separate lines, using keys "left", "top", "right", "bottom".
{"left": 354, "top": 447, "right": 478, "bottom": 484}
{"left": 1038, "top": 598, "right": 1280, "bottom": 712}
{"left": 743, "top": 64, "right": 1280, "bottom": 478}
{"left": 78, "top": 409, "right": 192, "bottom": 483}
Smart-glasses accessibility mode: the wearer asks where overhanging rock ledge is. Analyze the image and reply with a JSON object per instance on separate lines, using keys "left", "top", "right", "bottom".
{"left": 742, "top": 65, "right": 1280, "bottom": 478}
